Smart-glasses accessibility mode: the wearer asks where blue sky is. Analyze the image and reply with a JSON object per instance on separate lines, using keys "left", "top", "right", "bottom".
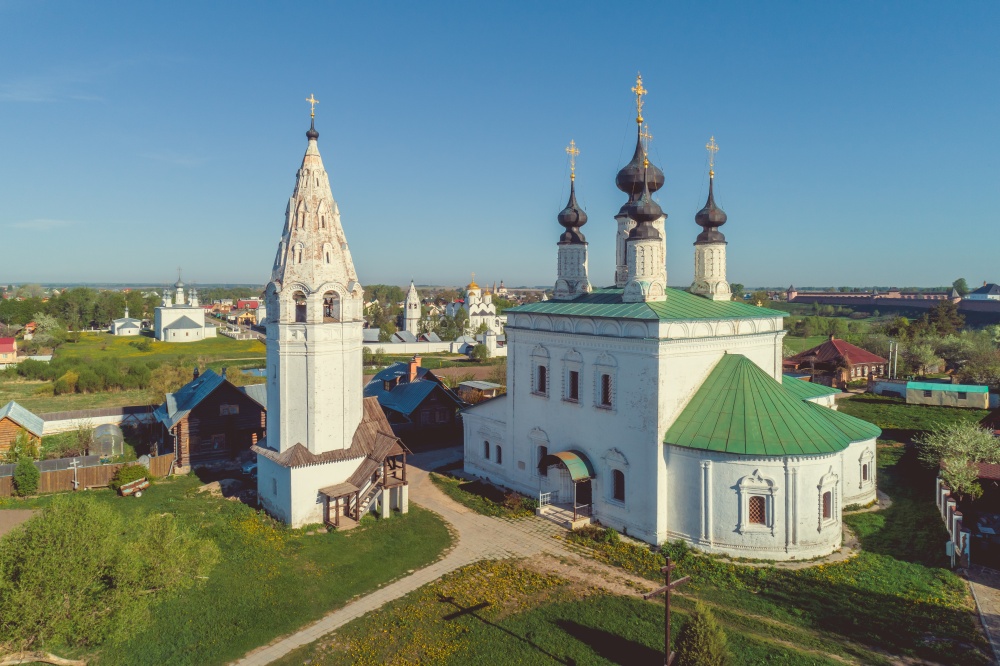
{"left": 1, "top": 1, "right": 997, "bottom": 289}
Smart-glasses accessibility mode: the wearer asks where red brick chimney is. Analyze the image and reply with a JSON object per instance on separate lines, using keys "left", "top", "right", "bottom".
{"left": 409, "top": 355, "right": 421, "bottom": 382}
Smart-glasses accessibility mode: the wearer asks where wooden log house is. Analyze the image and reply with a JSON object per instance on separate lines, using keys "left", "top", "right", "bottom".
{"left": 154, "top": 369, "right": 266, "bottom": 469}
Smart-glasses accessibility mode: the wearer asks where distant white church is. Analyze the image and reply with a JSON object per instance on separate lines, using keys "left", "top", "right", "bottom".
{"left": 462, "top": 79, "right": 880, "bottom": 561}
{"left": 445, "top": 277, "right": 505, "bottom": 335}
{"left": 154, "top": 278, "right": 217, "bottom": 342}
{"left": 111, "top": 308, "right": 142, "bottom": 336}
{"left": 253, "top": 109, "right": 409, "bottom": 528}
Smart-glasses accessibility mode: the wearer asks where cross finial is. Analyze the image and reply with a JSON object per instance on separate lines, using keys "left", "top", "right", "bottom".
{"left": 640, "top": 123, "right": 653, "bottom": 158}
{"left": 706, "top": 135, "right": 719, "bottom": 178}
{"left": 631, "top": 73, "right": 647, "bottom": 124}
{"left": 306, "top": 93, "right": 319, "bottom": 118}
{"left": 565, "top": 139, "right": 580, "bottom": 181}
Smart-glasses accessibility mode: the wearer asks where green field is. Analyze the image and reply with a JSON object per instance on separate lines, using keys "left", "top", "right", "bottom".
{"left": 0, "top": 474, "right": 452, "bottom": 665}
{"left": 782, "top": 334, "right": 827, "bottom": 354}
{"left": 0, "top": 380, "right": 153, "bottom": 413}
{"left": 55, "top": 332, "right": 265, "bottom": 364}
{"left": 838, "top": 393, "right": 989, "bottom": 435}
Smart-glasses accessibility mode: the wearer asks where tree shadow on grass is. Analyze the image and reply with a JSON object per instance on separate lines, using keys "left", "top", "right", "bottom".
{"left": 554, "top": 619, "right": 661, "bottom": 665}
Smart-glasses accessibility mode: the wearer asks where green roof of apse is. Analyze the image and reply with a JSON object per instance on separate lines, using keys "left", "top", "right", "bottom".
{"left": 664, "top": 355, "right": 881, "bottom": 456}
{"left": 780, "top": 375, "right": 842, "bottom": 400}
{"left": 507, "top": 288, "right": 786, "bottom": 322}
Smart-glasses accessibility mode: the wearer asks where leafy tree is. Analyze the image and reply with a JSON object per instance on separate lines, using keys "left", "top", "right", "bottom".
{"left": 958, "top": 349, "right": 1000, "bottom": 390}
{"left": 675, "top": 602, "right": 731, "bottom": 666}
{"left": 14, "top": 283, "right": 44, "bottom": 299}
{"left": 0, "top": 498, "right": 219, "bottom": 650}
{"left": 953, "top": 278, "right": 970, "bottom": 296}
{"left": 12, "top": 455, "right": 39, "bottom": 496}
{"left": 378, "top": 319, "right": 397, "bottom": 342}
{"left": 927, "top": 300, "right": 965, "bottom": 336}
{"left": 902, "top": 342, "right": 938, "bottom": 376}
{"left": 917, "top": 422, "right": 1000, "bottom": 502}
{"left": 730, "top": 283, "right": 744, "bottom": 300}
{"left": 3, "top": 429, "right": 39, "bottom": 463}
{"left": 471, "top": 343, "right": 491, "bottom": 362}
{"left": 488, "top": 358, "right": 507, "bottom": 388}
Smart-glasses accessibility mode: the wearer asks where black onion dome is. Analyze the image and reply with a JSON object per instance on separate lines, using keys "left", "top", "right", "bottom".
{"left": 558, "top": 180, "right": 588, "bottom": 244}
{"left": 694, "top": 176, "right": 727, "bottom": 244}
{"left": 306, "top": 117, "right": 319, "bottom": 141}
{"left": 627, "top": 177, "right": 663, "bottom": 240}
{"left": 615, "top": 129, "right": 665, "bottom": 201}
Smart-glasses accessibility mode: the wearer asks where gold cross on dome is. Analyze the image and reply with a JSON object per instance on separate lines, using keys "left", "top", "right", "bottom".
{"left": 640, "top": 123, "right": 653, "bottom": 157}
{"left": 306, "top": 93, "right": 319, "bottom": 118}
{"left": 565, "top": 140, "right": 580, "bottom": 181}
{"left": 631, "top": 73, "right": 647, "bottom": 124}
{"left": 706, "top": 135, "right": 719, "bottom": 176}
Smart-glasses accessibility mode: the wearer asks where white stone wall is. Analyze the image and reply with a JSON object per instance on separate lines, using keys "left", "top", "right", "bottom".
{"left": 842, "top": 439, "right": 878, "bottom": 507}
{"left": 664, "top": 447, "right": 845, "bottom": 561}
{"left": 257, "top": 456, "right": 293, "bottom": 524}
{"left": 266, "top": 320, "right": 363, "bottom": 455}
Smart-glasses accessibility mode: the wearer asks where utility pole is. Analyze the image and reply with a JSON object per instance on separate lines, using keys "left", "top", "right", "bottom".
{"left": 642, "top": 557, "right": 690, "bottom": 665}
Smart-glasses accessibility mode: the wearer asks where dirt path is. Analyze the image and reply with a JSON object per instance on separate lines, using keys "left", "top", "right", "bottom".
{"left": 0, "top": 509, "right": 36, "bottom": 538}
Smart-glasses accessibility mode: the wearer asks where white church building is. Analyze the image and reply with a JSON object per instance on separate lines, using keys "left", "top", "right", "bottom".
{"left": 253, "top": 109, "right": 409, "bottom": 528}
{"left": 462, "top": 80, "right": 879, "bottom": 561}
{"left": 445, "top": 277, "right": 506, "bottom": 335}
{"left": 154, "top": 278, "right": 217, "bottom": 342}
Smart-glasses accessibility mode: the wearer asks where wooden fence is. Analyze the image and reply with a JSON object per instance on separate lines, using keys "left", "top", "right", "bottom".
{"left": 0, "top": 453, "right": 175, "bottom": 498}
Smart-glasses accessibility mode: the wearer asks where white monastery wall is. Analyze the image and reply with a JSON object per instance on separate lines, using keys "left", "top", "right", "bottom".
{"left": 842, "top": 439, "right": 878, "bottom": 506}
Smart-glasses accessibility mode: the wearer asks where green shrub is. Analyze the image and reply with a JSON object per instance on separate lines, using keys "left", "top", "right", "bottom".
{"left": 0, "top": 497, "right": 219, "bottom": 651}
{"left": 675, "top": 602, "right": 730, "bottom": 666}
{"left": 109, "top": 464, "right": 149, "bottom": 492}
{"left": 3, "top": 429, "right": 39, "bottom": 463}
{"left": 12, "top": 456, "right": 39, "bottom": 496}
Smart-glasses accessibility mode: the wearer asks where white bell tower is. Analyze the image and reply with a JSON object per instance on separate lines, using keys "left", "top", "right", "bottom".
{"left": 404, "top": 280, "right": 421, "bottom": 335}
{"left": 264, "top": 107, "right": 364, "bottom": 456}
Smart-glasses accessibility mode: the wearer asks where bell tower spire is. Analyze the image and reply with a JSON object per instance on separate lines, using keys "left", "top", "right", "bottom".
{"left": 263, "top": 99, "right": 364, "bottom": 461}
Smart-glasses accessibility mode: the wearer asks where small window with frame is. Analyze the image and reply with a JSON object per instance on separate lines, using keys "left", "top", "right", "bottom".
{"left": 567, "top": 370, "right": 580, "bottom": 402}
{"left": 749, "top": 495, "right": 766, "bottom": 525}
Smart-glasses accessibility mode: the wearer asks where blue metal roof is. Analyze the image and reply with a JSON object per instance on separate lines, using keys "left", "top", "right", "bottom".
{"left": 0, "top": 401, "right": 44, "bottom": 437}
{"left": 363, "top": 362, "right": 463, "bottom": 416}
{"left": 155, "top": 369, "right": 226, "bottom": 429}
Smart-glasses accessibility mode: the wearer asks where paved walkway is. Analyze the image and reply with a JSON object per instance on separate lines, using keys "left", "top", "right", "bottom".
{"left": 234, "top": 447, "right": 577, "bottom": 666}
{"left": 966, "top": 565, "right": 1000, "bottom": 664}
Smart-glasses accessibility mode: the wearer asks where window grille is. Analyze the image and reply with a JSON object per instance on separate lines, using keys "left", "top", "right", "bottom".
{"left": 749, "top": 495, "right": 766, "bottom": 525}
{"left": 600, "top": 374, "right": 612, "bottom": 407}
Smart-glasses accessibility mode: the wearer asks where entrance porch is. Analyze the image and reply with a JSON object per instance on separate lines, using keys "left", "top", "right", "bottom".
{"left": 536, "top": 450, "right": 594, "bottom": 530}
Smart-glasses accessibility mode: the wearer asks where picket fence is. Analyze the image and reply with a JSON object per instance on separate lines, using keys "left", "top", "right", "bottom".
{"left": 0, "top": 452, "right": 174, "bottom": 498}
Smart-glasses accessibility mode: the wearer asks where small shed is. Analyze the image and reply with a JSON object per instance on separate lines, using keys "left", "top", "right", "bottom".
{"left": 91, "top": 423, "right": 125, "bottom": 457}
{"left": 457, "top": 380, "right": 503, "bottom": 402}
{"left": 906, "top": 382, "right": 989, "bottom": 409}
{"left": 0, "top": 401, "right": 43, "bottom": 453}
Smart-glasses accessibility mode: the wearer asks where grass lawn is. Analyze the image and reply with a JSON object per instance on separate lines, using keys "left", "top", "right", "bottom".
{"left": 0, "top": 379, "right": 153, "bottom": 413}
{"left": 838, "top": 393, "right": 989, "bottom": 436}
{"left": 0, "top": 474, "right": 451, "bottom": 665}
{"left": 273, "top": 559, "right": 852, "bottom": 666}
{"left": 55, "top": 331, "right": 265, "bottom": 364}
{"left": 430, "top": 471, "right": 538, "bottom": 518}
{"left": 782, "top": 335, "right": 827, "bottom": 354}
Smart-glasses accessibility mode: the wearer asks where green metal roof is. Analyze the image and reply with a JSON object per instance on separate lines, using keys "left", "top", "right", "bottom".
{"left": 906, "top": 382, "right": 989, "bottom": 393}
{"left": 664, "top": 354, "right": 881, "bottom": 456}
{"left": 508, "top": 288, "right": 786, "bottom": 322}
{"left": 780, "top": 375, "right": 842, "bottom": 400}
{"left": 540, "top": 450, "right": 596, "bottom": 481}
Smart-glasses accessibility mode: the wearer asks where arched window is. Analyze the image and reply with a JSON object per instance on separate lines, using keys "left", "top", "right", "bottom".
{"left": 323, "top": 291, "right": 340, "bottom": 322}
{"left": 822, "top": 491, "right": 833, "bottom": 520}
{"left": 321, "top": 215, "right": 326, "bottom": 229}
{"left": 483, "top": 441, "right": 490, "bottom": 460}
{"left": 537, "top": 445, "right": 548, "bottom": 477}
{"left": 862, "top": 464, "right": 869, "bottom": 482}
{"left": 293, "top": 291, "right": 307, "bottom": 323}
{"left": 612, "top": 469, "right": 625, "bottom": 502}
{"left": 537, "top": 365, "right": 547, "bottom": 395}
{"left": 495, "top": 445, "right": 502, "bottom": 465}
